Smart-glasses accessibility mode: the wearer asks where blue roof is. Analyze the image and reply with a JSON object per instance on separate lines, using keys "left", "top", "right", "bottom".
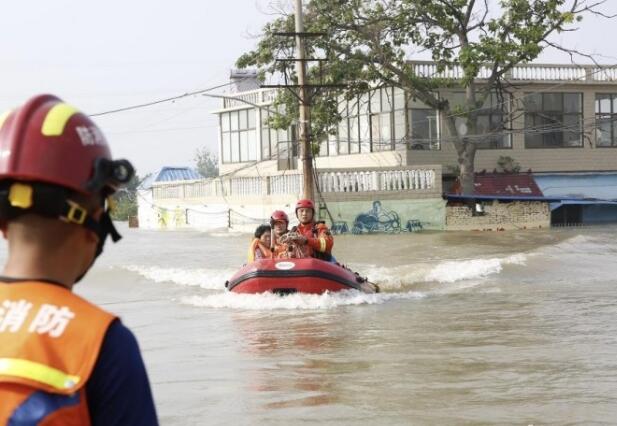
{"left": 139, "top": 167, "right": 202, "bottom": 190}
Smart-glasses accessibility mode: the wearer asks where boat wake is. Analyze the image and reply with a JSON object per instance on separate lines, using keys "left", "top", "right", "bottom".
{"left": 120, "top": 251, "right": 530, "bottom": 303}
{"left": 122, "top": 265, "right": 233, "bottom": 290}
{"left": 114, "top": 232, "right": 615, "bottom": 310}
{"left": 352, "top": 253, "right": 527, "bottom": 291}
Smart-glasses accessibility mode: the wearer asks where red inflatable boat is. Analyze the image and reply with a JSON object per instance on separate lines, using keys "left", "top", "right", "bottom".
{"left": 226, "top": 258, "right": 379, "bottom": 295}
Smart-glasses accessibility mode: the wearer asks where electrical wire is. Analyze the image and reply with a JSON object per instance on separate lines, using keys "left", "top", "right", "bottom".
{"left": 89, "top": 79, "right": 254, "bottom": 117}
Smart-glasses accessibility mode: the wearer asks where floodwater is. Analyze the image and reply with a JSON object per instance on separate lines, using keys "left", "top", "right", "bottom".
{"left": 15, "top": 224, "right": 617, "bottom": 424}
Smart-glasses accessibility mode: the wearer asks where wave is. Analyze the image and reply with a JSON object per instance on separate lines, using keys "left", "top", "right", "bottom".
{"left": 121, "top": 251, "right": 528, "bottom": 293}
{"left": 122, "top": 265, "right": 232, "bottom": 290}
{"left": 351, "top": 253, "right": 527, "bottom": 290}
{"left": 179, "top": 290, "right": 425, "bottom": 311}
{"left": 536, "top": 233, "right": 617, "bottom": 255}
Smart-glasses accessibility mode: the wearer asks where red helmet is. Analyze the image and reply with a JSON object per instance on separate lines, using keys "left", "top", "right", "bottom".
{"left": 295, "top": 199, "right": 315, "bottom": 213}
{"left": 0, "top": 95, "right": 135, "bottom": 273}
{"left": 0, "top": 94, "right": 133, "bottom": 195}
{"left": 270, "top": 210, "right": 289, "bottom": 223}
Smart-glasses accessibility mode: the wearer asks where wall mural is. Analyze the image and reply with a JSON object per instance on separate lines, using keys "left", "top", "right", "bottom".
{"left": 330, "top": 200, "right": 426, "bottom": 235}
{"left": 352, "top": 201, "right": 401, "bottom": 234}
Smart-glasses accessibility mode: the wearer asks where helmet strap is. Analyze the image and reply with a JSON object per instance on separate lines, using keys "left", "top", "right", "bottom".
{"left": 0, "top": 182, "right": 123, "bottom": 283}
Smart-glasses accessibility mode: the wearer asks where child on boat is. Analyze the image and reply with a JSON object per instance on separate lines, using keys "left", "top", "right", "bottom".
{"left": 247, "top": 224, "right": 272, "bottom": 262}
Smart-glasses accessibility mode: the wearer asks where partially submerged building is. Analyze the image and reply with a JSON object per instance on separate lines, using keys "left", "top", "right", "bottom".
{"left": 445, "top": 172, "right": 550, "bottom": 231}
{"left": 139, "top": 61, "right": 617, "bottom": 231}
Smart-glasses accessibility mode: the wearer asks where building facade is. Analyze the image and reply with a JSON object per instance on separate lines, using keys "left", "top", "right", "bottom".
{"left": 216, "top": 61, "right": 617, "bottom": 177}
{"left": 138, "top": 62, "right": 617, "bottom": 232}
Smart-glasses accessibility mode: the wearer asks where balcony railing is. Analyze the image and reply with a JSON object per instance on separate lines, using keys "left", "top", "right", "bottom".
{"left": 151, "top": 166, "right": 440, "bottom": 201}
{"left": 222, "top": 89, "right": 278, "bottom": 109}
{"left": 410, "top": 60, "right": 617, "bottom": 82}
{"left": 219, "top": 62, "right": 617, "bottom": 111}
{"left": 318, "top": 169, "right": 436, "bottom": 192}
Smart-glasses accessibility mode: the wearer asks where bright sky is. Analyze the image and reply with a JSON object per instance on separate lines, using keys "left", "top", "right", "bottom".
{"left": 1, "top": 1, "right": 616, "bottom": 177}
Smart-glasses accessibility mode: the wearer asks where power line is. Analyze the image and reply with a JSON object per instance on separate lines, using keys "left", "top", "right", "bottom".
{"left": 89, "top": 80, "right": 246, "bottom": 117}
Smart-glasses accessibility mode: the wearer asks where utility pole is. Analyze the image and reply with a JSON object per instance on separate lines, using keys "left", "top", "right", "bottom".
{"left": 294, "top": 0, "right": 314, "bottom": 201}
{"left": 261, "top": 1, "right": 345, "bottom": 202}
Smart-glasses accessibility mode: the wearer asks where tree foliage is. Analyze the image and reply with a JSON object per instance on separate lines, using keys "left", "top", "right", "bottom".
{"left": 110, "top": 174, "right": 143, "bottom": 221}
{"left": 194, "top": 148, "right": 219, "bottom": 178}
{"left": 237, "top": 0, "right": 612, "bottom": 193}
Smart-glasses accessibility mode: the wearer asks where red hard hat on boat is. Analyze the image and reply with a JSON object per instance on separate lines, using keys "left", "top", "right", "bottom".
{"left": 0, "top": 94, "right": 133, "bottom": 195}
{"left": 270, "top": 210, "right": 289, "bottom": 224}
{"left": 295, "top": 199, "right": 315, "bottom": 213}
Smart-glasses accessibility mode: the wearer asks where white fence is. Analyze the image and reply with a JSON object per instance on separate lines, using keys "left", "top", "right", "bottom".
{"left": 410, "top": 60, "right": 617, "bottom": 82}
{"left": 270, "top": 174, "right": 303, "bottom": 195}
{"left": 318, "top": 169, "right": 435, "bottom": 192}
{"left": 152, "top": 167, "right": 439, "bottom": 201}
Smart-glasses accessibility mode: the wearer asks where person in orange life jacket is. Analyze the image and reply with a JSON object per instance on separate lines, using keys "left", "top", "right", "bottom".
{"left": 248, "top": 224, "right": 272, "bottom": 262}
{"left": 269, "top": 209, "right": 306, "bottom": 259}
{"left": 290, "top": 199, "right": 334, "bottom": 261}
{"left": 0, "top": 95, "right": 158, "bottom": 425}
{"left": 269, "top": 210, "right": 289, "bottom": 258}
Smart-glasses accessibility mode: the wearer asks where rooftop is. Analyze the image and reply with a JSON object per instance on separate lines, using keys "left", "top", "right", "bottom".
{"left": 451, "top": 172, "right": 544, "bottom": 197}
{"left": 220, "top": 61, "right": 617, "bottom": 110}
{"left": 140, "top": 167, "right": 202, "bottom": 190}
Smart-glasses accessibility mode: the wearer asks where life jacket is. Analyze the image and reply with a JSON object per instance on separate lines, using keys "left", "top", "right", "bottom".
{"left": 247, "top": 238, "right": 272, "bottom": 262}
{"left": 273, "top": 242, "right": 289, "bottom": 259}
{"left": 0, "top": 281, "right": 116, "bottom": 426}
{"left": 293, "top": 221, "right": 334, "bottom": 261}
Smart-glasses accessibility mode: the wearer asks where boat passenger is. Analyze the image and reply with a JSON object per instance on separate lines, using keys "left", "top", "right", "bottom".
{"left": 269, "top": 210, "right": 291, "bottom": 258}
{"left": 248, "top": 224, "right": 272, "bottom": 262}
{"left": 0, "top": 95, "right": 158, "bottom": 424}
{"left": 291, "top": 199, "right": 334, "bottom": 261}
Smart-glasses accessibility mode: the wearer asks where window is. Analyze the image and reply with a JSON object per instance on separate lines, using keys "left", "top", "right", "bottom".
{"left": 327, "top": 131, "right": 338, "bottom": 156}
{"left": 595, "top": 94, "right": 617, "bottom": 147}
{"left": 369, "top": 88, "right": 393, "bottom": 151}
{"left": 371, "top": 113, "right": 392, "bottom": 151}
{"left": 476, "top": 92, "right": 511, "bottom": 149}
{"left": 393, "top": 87, "right": 406, "bottom": 146}
{"left": 277, "top": 125, "right": 297, "bottom": 170}
{"left": 442, "top": 92, "right": 509, "bottom": 149}
{"left": 524, "top": 92, "right": 583, "bottom": 148}
{"left": 261, "top": 109, "right": 278, "bottom": 160}
{"left": 220, "top": 109, "right": 258, "bottom": 163}
{"left": 359, "top": 93, "right": 371, "bottom": 152}
{"left": 348, "top": 97, "right": 360, "bottom": 153}
{"left": 408, "top": 95, "right": 439, "bottom": 150}
{"left": 409, "top": 109, "right": 438, "bottom": 150}
{"left": 331, "top": 98, "right": 347, "bottom": 155}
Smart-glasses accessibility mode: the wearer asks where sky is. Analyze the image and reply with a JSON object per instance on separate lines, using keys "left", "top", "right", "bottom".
{"left": 1, "top": 0, "right": 617, "bottom": 177}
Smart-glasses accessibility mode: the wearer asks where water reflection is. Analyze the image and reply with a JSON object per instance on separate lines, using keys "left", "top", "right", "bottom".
{"left": 231, "top": 311, "right": 370, "bottom": 410}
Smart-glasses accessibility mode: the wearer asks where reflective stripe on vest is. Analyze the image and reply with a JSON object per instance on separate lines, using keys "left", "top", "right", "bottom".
{"left": 318, "top": 237, "right": 326, "bottom": 253}
{"left": 0, "top": 358, "right": 80, "bottom": 391}
{"left": 9, "top": 391, "right": 81, "bottom": 426}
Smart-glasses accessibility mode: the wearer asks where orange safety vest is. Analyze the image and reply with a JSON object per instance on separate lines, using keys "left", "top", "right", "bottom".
{"left": 295, "top": 221, "right": 334, "bottom": 257}
{"left": 247, "top": 238, "right": 273, "bottom": 262}
{"left": 272, "top": 241, "right": 289, "bottom": 259}
{"left": 0, "top": 281, "right": 115, "bottom": 426}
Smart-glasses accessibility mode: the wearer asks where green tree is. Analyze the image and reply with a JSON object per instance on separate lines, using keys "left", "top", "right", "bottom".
{"left": 110, "top": 174, "right": 144, "bottom": 221}
{"left": 194, "top": 147, "right": 219, "bottom": 178}
{"left": 237, "top": 0, "right": 612, "bottom": 194}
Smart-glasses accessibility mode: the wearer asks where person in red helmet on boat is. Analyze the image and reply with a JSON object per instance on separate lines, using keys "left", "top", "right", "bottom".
{"left": 290, "top": 199, "right": 334, "bottom": 261}
{"left": 0, "top": 95, "right": 158, "bottom": 425}
{"left": 248, "top": 224, "right": 272, "bottom": 262}
{"left": 269, "top": 210, "right": 303, "bottom": 259}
